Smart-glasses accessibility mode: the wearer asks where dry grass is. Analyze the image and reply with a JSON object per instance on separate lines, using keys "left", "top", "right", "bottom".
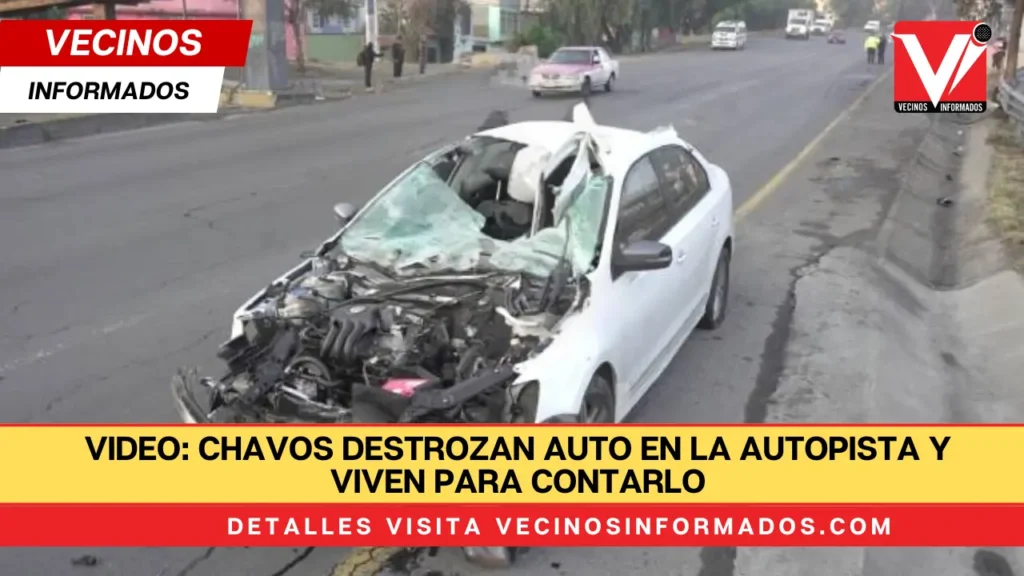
{"left": 986, "top": 118, "right": 1024, "bottom": 272}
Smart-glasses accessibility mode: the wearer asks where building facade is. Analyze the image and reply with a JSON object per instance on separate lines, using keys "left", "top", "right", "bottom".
{"left": 66, "top": 0, "right": 301, "bottom": 60}
{"left": 460, "top": 0, "right": 521, "bottom": 52}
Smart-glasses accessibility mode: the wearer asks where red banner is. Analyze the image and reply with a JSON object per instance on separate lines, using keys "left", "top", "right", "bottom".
{"left": 1, "top": 504, "right": 1020, "bottom": 547}
{"left": 0, "top": 20, "right": 252, "bottom": 67}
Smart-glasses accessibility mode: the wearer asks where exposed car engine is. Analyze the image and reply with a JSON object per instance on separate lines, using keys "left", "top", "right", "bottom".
{"left": 173, "top": 254, "right": 582, "bottom": 424}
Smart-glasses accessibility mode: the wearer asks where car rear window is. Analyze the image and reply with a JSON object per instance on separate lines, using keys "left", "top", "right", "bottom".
{"left": 549, "top": 50, "right": 592, "bottom": 65}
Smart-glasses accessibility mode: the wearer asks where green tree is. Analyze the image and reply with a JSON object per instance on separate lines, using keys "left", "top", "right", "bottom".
{"left": 952, "top": 0, "right": 1023, "bottom": 83}
{"left": 827, "top": 0, "right": 873, "bottom": 27}
{"left": 1006, "top": 0, "right": 1024, "bottom": 83}
{"left": 20, "top": 6, "right": 66, "bottom": 18}
{"left": 548, "top": 0, "right": 634, "bottom": 48}
{"left": 514, "top": 25, "right": 566, "bottom": 57}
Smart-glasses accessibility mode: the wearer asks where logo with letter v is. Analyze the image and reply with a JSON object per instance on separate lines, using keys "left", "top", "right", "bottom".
{"left": 892, "top": 21, "right": 990, "bottom": 114}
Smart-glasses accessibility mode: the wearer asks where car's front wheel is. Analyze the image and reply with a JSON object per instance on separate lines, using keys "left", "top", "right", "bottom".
{"left": 698, "top": 246, "right": 731, "bottom": 330}
{"left": 581, "top": 77, "right": 592, "bottom": 97}
{"left": 581, "top": 371, "right": 615, "bottom": 423}
{"left": 532, "top": 90, "right": 541, "bottom": 98}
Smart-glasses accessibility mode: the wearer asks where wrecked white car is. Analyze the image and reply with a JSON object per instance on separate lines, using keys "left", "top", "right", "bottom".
{"left": 172, "top": 103, "right": 735, "bottom": 429}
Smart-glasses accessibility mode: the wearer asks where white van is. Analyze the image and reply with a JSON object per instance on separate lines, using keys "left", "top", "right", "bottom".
{"left": 711, "top": 20, "right": 748, "bottom": 50}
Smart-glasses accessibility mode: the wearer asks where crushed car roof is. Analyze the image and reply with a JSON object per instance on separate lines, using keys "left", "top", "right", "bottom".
{"left": 477, "top": 121, "right": 654, "bottom": 155}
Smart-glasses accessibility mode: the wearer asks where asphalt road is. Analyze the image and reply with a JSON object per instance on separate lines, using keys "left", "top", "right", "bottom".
{"left": 0, "top": 33, "right": 883, "bottom": 576}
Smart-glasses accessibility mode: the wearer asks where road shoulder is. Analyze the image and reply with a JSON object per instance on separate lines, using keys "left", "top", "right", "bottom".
{"left": 734, "top": 70, "right": 1024, "bottom": 576}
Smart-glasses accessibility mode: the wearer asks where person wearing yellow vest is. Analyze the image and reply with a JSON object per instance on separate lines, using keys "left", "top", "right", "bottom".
{"left": 864, "top": 34, "right": 880, "bottom": 64}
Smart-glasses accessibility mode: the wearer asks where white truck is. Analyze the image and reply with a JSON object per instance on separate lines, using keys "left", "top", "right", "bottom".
{"left": 786, "top": 9, "right": 815, "bottom": 40}
{"left": 811, "top": 16, "right": 833, "bottom": 35}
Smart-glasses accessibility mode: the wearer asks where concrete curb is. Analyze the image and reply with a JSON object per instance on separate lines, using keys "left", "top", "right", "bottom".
{"left": 0, "top": 89, "right": 352, "bottom": 151}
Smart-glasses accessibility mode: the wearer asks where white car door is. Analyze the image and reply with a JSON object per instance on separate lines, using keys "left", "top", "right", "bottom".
{"left": 600, "top": 153, "right": 679, "bottom": 399}
{"left": 598, "top": 48, "right": 614, "bottom": 79}
{"left": 590, "top": 49, "right": 609, "bottom": 84}
{"left": 649, "top": 145, "right": 718, "bottom": 341}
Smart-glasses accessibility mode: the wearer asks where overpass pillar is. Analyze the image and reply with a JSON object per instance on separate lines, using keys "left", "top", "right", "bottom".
{"left": 91, "top": 3, "right": 115, "bottom": 19}
{"left": 240, "top": 0, "right": 289, "bottom": 92}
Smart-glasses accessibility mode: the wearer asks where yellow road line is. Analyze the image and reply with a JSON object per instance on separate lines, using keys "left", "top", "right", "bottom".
{"left": 735, "top": 68, "right": 893, "bottom": 222}
{"left": 327, "top": 67, "right": 894, "bottom": 576}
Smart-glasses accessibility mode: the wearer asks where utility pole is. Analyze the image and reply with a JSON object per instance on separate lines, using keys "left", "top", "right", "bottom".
{"left": 1006, "top": 0, "right": 1024, "bottom": 82}
{"left": 365, "top": 0, "right": 379, "bottom": 50}
{"left": 240, "top": 0, "right": 289, "bottom": 92}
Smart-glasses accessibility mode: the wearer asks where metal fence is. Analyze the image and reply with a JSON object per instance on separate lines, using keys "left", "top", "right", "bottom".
{"left": 999, "top": 69, "right": 1024, "bottom": 138}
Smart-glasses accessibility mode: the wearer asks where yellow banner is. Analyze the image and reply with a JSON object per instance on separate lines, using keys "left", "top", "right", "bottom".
{"left": 0, "top": 425, "right": 1017, "bottom": 503}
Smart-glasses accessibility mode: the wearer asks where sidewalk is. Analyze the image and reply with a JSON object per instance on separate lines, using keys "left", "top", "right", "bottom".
{"left": 731, "top": 64, "right": 1024, "bottom": 576}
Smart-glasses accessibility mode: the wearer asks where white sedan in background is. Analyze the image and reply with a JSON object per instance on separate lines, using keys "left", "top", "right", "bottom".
{"left": 528, "top": 46, "right": 620, "bottom": 96}
{"left": 711, "top": 20, "right": 748, "bottom": 50}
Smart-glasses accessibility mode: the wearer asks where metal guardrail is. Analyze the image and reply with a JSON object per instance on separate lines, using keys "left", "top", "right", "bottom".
{"left": 998, "top": 68, "right": 1024, "bottom": 137}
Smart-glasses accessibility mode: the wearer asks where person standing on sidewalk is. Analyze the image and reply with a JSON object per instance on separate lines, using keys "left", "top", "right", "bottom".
{"left": 359, "top": 42, "right": 381, "bottom": 90}
{"left": 418, "top": 36, "right": 427, "bottom": 75}
{"left": 392, "top": 37, "right": 406, "bottom": 78}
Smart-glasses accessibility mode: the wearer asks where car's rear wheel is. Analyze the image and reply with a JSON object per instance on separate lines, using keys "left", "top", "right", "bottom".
{"left": 580, "top": 371, "right": 615, "bottom": 423}
{"left": 698, "top": 246, "right": 731, "bottom": 330}
{"left": 604, "top": 73, "right": 615, "bottom": 92}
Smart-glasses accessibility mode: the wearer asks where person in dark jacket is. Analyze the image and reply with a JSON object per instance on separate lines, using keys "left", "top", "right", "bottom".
{"left": 419, "top": 37, "right": 427, "bottom": 74}
{"left": 359, "top": 42, "right": 381, "bottom": 89}
{"left": 392, "top": 36, "right": 406, "bottom": 78}
{"left": 877, "top": 30, "right": 888, "bottom": 65}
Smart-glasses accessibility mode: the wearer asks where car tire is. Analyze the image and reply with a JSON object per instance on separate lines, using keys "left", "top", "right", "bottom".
{"left": 580, "top": 372, "right": 615, "bottom": 423}
{"left": 604, "top": 73, "right": 615, "bottom": 92}
{"left": 581, "top": 77, "right": 592, "bottom": 97}
{"left": 532, "top": 90, "right": 541, "bottom": 98}
{"left": 698, "top": 246, "right": 731, "bottom": 330}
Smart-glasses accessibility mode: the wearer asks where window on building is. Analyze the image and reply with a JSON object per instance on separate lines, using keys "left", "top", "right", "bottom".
{"left": 499, "top": 10, "right": 520, "bottom": 38}
{"left": 308, "top": 10, "right": 320, "bottom": 31}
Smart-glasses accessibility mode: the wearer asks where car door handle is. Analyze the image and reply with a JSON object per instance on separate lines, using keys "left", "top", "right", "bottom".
{"left": 711, "top": 217, "right": 720, "bottom": 229}
{"left": 675, "top": 251, "right": 686, "bottom": 263}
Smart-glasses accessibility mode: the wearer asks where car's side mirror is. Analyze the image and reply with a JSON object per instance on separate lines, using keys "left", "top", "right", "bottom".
{"left": 333, "top": 202, "right": 358, "bottom": 224}
{"left": 592, "top": 56, "right": 601, "bottom": 65}
{"left": 612, "top": 240, "right": 673, "bottom": 274}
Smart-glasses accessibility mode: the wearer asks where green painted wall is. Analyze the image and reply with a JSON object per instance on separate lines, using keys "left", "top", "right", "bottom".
{"left": 307, "top": 34, "right": 364, "bottom": 64}
{"left": 488, "top": 6, "right": 501, "bottom": 42}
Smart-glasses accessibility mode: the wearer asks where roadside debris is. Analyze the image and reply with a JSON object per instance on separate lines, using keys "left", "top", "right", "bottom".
{"left": 70, "top": 554, "right": 99, "bottom": 567}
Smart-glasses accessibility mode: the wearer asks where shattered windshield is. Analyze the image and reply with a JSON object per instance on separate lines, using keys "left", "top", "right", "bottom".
{"left": 335, "top": 162, "right": 609, "bottom": 278}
